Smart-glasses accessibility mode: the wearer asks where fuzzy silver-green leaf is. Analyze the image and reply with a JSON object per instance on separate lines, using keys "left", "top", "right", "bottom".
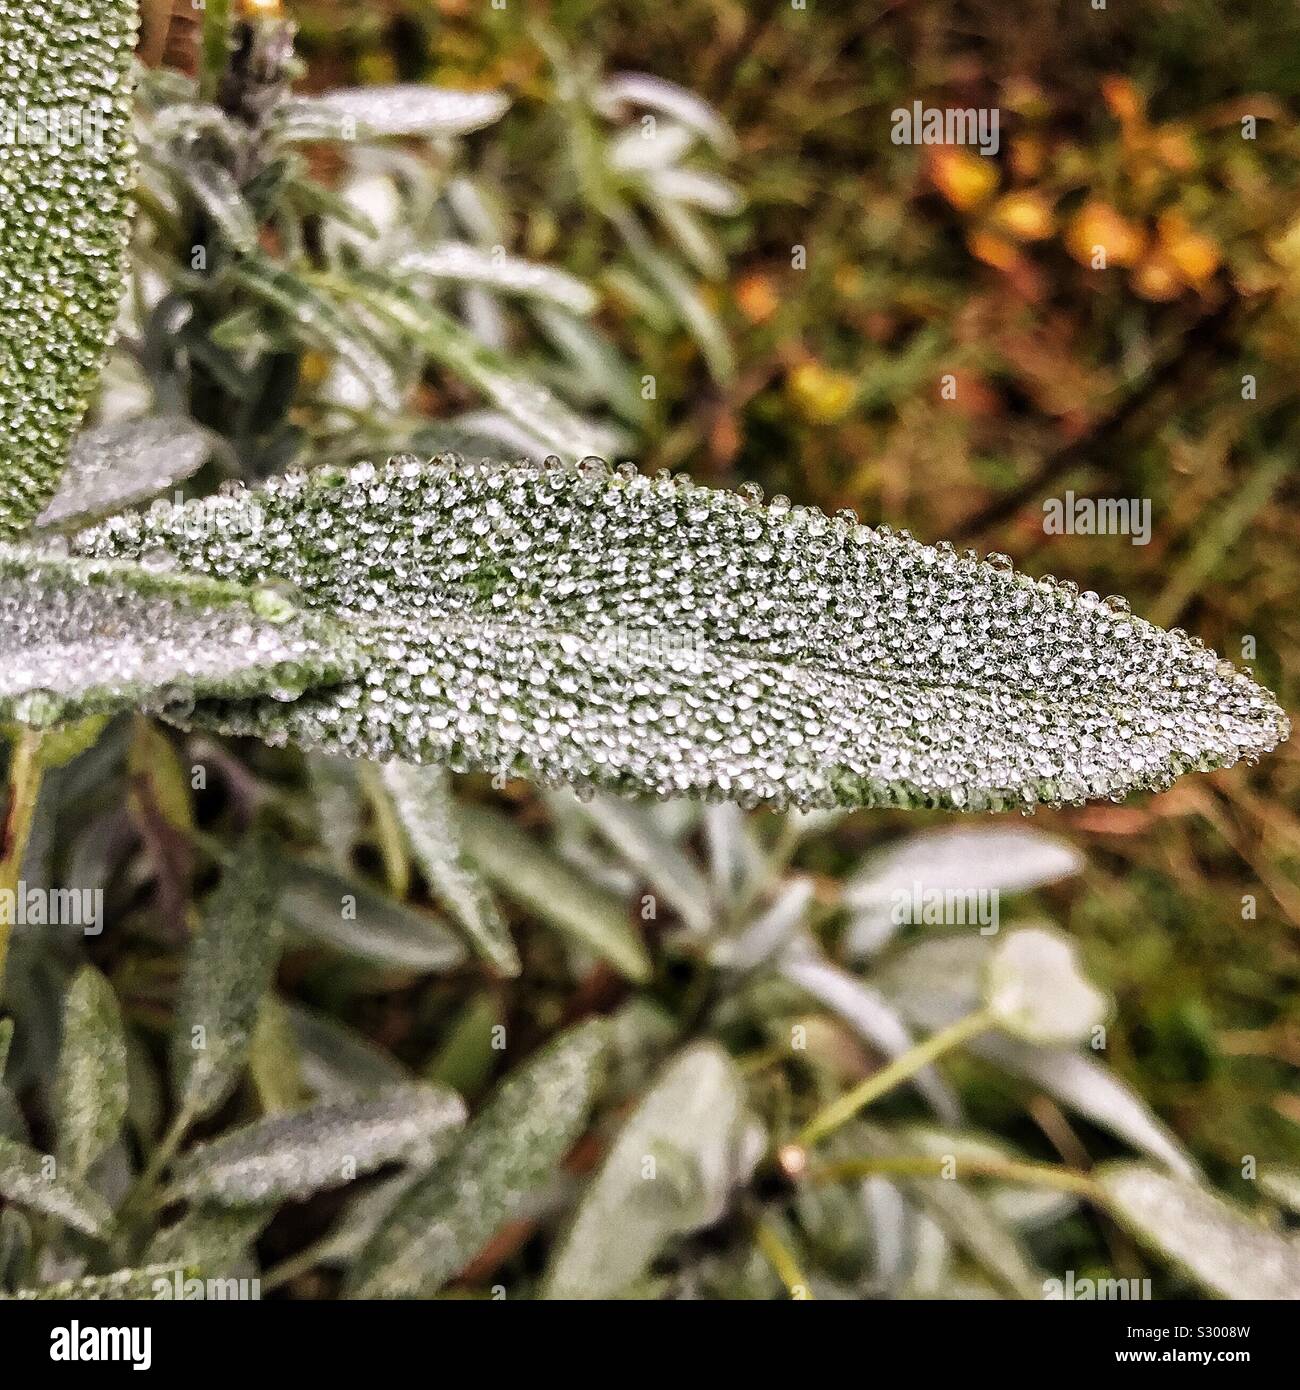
{"left": 0, "top": 0, "right": 138, "bottom": 536}
{"left": 347, "top": 1019, "right": 608, "bottom": 1298}
{"left": 53, "top": 965, "right": 128, "bottom": 1179}
{"left": 168, "top": 1084, "right": 466, "bottom": 1206}
{"left": 0, "top": 1136, "right": 111, "bottom": 1237}
{"left": 70, "top": 456, "right": 1288, "bottom": 811}
{"left": 0, "top": 544, "right": 364, "bottom": 729}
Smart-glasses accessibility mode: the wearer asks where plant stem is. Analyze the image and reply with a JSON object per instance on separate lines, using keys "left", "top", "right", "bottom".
{"left": 755, "top": 1220, "right": 815, "bottom": 1300}
{"left": 261, "top": 1235, "right": 337, "bottom": 1294}
{"left": 812, "top": 1154, "right": 1102, "bottom": 1201}
{"left": 797, "top": 1008, "right": 996, "bottom": 1148}
{"left": 0, "top": 730, "right": 46, "bottom": 989}
{"left": 118, "top": 1103, "right": 198, "bottom": 1239}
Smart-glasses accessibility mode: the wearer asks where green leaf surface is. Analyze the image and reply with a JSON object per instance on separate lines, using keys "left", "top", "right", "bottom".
{"left": 168, "top": 1084, "right": 466, "bottom": 1206}
{"left": 0, "top": 1136, "right": 112, "bottom": 1237}
{"left": 53, "top": 965, "right": 128, "bottom": 1179}
{"left": 381, "top": 763, "right": 519, "bottom": 975}
{"left": 71, "top": 457, "right": 1287, "bottom": 811}
{"left": 0, "top": 544, "right": 364, "bottom": 729}
{"left": 0, "top": 0, "right": 138, "bottom": 536}
{"left": 544, "top": 1042, "right": 754, "bottom": 1298}
{"left": 144, "top": 1203, "right": 273, "bottom": 1277}
{"left": 171, "top": 831, "right": 285, "bottom": 1120}
{"left": 347, "top": 1019, "right": 608, "bottom": 1298}
{"left": 1099, "top": 1162, "right": 1300, "bottom": 1300}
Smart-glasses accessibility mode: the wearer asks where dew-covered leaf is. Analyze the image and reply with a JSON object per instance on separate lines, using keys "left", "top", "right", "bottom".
{"left": 36, "top": 417, "right": 213, "bottom": 530}
{"left": 0, "top": 1137, "right": 112, "bottom": 1236}
{"left": 844, "top": 825, "right": 1083, "bottom": 957}
{"left": 280, "top": 858, "right": 466, "bottom": 974}
{"left": 171, "top": 832, "right": 284, "bottom": 1120}
{"left": 395, "top": 244, "right": 597, "bottom": 315}
{"left": 457, "top": 804, "right": 651, "bottom": 982}
{"left": 71, "top": 457, "right": 1288, "bottom": 811}
{"left": 3, "top": 1265, "right": 178, "bottom": 1301}
{"left": 347, "top": 1020, "right": 608, "bottom": 1298}
{"left": 0, "top": 0, "right": 138, "bottom": 537}
{"left": 1099, "top": 1162, "right": 1300, "bottom": 1299}
{"left": 0, "top": 545, "right": 364, "bottom": 730}
{"left": 278, "top": 87, "right": 510, "bottom": 141}
{"left": 380, "top": 763, "right": 518, "bottom": 975}
{"left": 168, "top": 1084, "right": 466, "bottom": 1206}
{"left": 543, "top": 1042, "right": 754, "bottom": 1299}
{"left": 52, "top": 965, "right": 128, "bottom": 1179}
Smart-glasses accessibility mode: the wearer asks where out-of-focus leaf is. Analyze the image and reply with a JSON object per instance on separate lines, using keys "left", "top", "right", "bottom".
{"left": 648, "top": 168, "right": 743, "bottom": 217}
{"left": 1099, "top": 1163, "right": 1300, "bottom": 1299}
{"left": 278, "top": 87, "right": 509, "bottom": 141}
{"left": 570, "top": 793, "right": 712, "bottom": 934}
{"left": 72, "top": 458, "right": 1289, "bottom": 811}
{"left": 0, "top": 545, "right": 364, "bottom": 730}
{"left": 308, "top": 755, "right": 361, "bottom": 872}
{"left": 171, "top": 831, "right": 284, "bottom": 1120}
{"left": 347, "top": 1020, "right": 608, "bottom": 1298}
{"left": 168, "top": 1085, "right": 466, "bottom": 1206}
{"left": 876, "top": 935, "right": 1197, "bottom": 1178}
{"left": 780, "top": 943, "right": 960, "bottom": 1122}
{"left": 0, "top": 1208, "right": 33, "bottom": 1289}
{"left": 0, "top": 1137, "right": 111, "bottom": 1237}
{"left": 595, "top": 74, "right": 737, "bottom": 156}
{"left": 703, "top": 804, "right": 764, "bottom": 910}
{"left": 845, "top": 826, "right": 1083, "bottom": 958}
{"left": 608, "top": 122, "right": 696, "bottom": 174}
{"left": 145, "top": 1203, "right": 273, "bottom": 1277}
{"left": 284, "top": 1003, "right": 410, "bottom": 1098}
{"left": 984, "top": 927, "right": 1109, "bottom": 1046}
{"left": 381, "top": 763, "right": 518, "bottom": 975}
{"left": 184, "top": 158, "right": 258, "bottom": 254}
{"left": 395, "top": 245, "right": 597, "bottom": 315}
{"left": 248, "top": 995, "right": 309, "bottom": 1114}
{"left": 458, "top": 804, "right": 651, "bottom": 982}
{"left": 544, "top": 1042, "right": 754, "bottom": 1298}
{"left": 4, "top": 1266, "right": 182, "bottom": 1301}
{"left": 0, "top": 0, "right": 137, "bottom": 537}
{"left": 280, "top": 859, "right": 466, "bottom": 974}
{"left": 1259, "top": 1167, "right": 1300, "bottom": 1215}
{"left": 425, "top": 993, "right": 501, "bottom": 1098}
{"left": 710, "top": 877, "right": 813, "bottom": 969}
{"left": 36, "top": 417, "right": 212, "bottom": 531}
{"left": 52, "top": 966, "right": 128, "bottom": 1179}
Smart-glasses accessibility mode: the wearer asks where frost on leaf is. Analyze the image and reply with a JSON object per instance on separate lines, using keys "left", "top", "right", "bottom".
{"left": 0, "top": 0, "right": 138, "bottom": 537}
{"left": 0, "top": 545, "right": 364, "bottom": 729}
{"left": 71, "top": 456, "right": 1288, "bottom": 812}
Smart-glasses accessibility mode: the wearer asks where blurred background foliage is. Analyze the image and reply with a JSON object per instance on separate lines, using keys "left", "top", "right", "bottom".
{"left": 263, "top": 0, "right": 1300, "bottom": 1177}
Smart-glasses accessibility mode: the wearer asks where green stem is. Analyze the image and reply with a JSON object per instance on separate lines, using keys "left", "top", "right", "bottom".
{"left": 0, "top": 730, "right": 46, "bottom": 989}
{"left": 812, "top": 1154, "right": 1102, "bottom": 1201}
{"left": 754, "top": 1220, "right": 815, "bottom": 1300}
{"left": 797, "top": 1008, "right": 996, "bottom": 1148}
{"left": 117, "top": 1103, "right": 197, "bottom": 1239}
{"left": 261, "top": 1235, "right": 337, "bottom": 1294}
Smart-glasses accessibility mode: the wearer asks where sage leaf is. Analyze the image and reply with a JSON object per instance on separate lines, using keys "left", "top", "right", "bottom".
{"left": 1099, "top": 1162, "right": 1300, "bottom": 1300}
{"left": 36, "top": 417, "right": 213, "bottom": 530}
{"left": 380, "top": 764, "right": 518, "bottom": 976}
{"left": 3, "top": 1265, "right": 178, "bottom": 1302}
{"left": 285, "top": 1003, "right": 411, "bottom": 1098}
{"left": 457, "top": 804, "right": 651, "bottom": 982}
{"left": 53, "top": 965, "right": 128, "bottom": 1179}
{"left": 168, "top": 1084, "right": 466, "bottom": 1206}
{"left": 280, "top": 859, "right": 466, "bottom": 974}
{"left": 0, "top": 1137, "right": 112, "bottom": 1237}
{"left": 347, "top": 1020, "right": 608, "bottom": 1298}
{"left": 278, "top": 87, "right": 510, "bottom": 141}
{"left": 171, "top": 831, "right": 284, "bottom": 1120}
{"left": 72, "top": 458, "right": 1286, "bottom": 811}
{"left": 0, "top": 0, "right": 138, "bottom": 536}
{"left": 145, "top": 1204, "right": 274, "bottom": 1278}
{"left": 0, "top": 545, "right": 363, "bottom": 729}
{"left": 595, "top": 74, "right": 736, "bottom": 156}
{"left": 395, "top": 245, "right": 598, "bottom": 315}
{"left": 543, "top": 1042, "right": 754, "bottom": 1299}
